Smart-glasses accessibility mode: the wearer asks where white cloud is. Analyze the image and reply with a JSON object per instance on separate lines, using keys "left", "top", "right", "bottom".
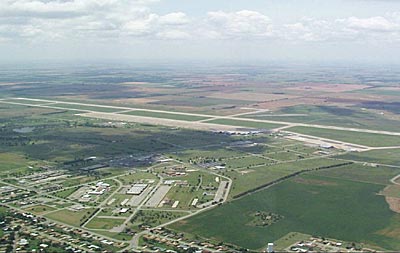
{"left": 0, "top": 1, "right": 399, "bottom": 45}
{"left": 205, "top": 10, "right": 273, "bottom": 39}
{"left": 342, "top": 16, "right": 399, "bottom": 32}
{"left": 158, "top": 12, "right": 189, "bottom": 25}
{"left": 156, "top": 30, "right": 190, "bottom": 40}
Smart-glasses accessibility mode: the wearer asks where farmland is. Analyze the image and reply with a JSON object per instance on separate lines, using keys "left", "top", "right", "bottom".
{"left": 170, "top": 172, "right": 399, "bottom": 251}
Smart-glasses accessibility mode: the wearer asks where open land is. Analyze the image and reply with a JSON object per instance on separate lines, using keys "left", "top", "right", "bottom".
{"left": 1, "top": 63, "right": 400, "bottom": 252}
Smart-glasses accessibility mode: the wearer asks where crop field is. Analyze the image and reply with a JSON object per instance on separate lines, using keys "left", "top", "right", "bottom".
{"left": 170, "top": 173, "right": 400, "bottom": 251}
{"left": 287, "top": 126, "right": 400, "bottom": 147}
{"left": 336, "top": 148, "right": 400, "bottom": 167}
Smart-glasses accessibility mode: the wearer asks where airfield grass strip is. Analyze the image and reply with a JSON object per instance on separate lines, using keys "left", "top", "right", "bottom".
{"left": 232, "top": 162, "right": 353, "bottom": 199}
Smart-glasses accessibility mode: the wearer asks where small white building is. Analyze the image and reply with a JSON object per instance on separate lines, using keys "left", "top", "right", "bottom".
{"left": 267, "top": 242, "right": 274, "bottom": 253}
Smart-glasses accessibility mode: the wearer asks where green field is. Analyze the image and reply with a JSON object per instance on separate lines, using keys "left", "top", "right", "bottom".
{"left": 0, "top": 152, "right": 31, "bottom": 172}
{"left": 336, "top": 148, "right": 400, "bottom": 167}
{"left": 227, "top": 158, "right": 343, "bottom": 197}
{"left": 122, "top": 110, "right": 210, "bottom": 121}
{"left": 24, "top": 204, "right": 57, "bottom": 214}
{"left": 170, "top": 173, "right": 400, "bottom": 250}
{"left": 131, "top": 210, "right": 188, "bottom": 229}
{"left": 48, "top": 103, "right": 123, "bottom": 113}
{"left": 54, "top": 186, "right": 79, "bottom": 198}
{"left": 86, "top": 217, "right": 125, "bottom": 229}
{"left": 45, "top": 208, "right": 97, "bottom": 226}
{"left": 287, "top": 126, "right": 400, "bottom": 147}
{"left": 205, "top": 118, "right": 284, "bottom": 130}
{"left": 224, "top": 156, "right": 270, "bottom": 169}
{"left": 313, "top": 163, "right": 400, "bottom": 185}
{"left": 241, "top": 105, "right": 400, "bottom": 132}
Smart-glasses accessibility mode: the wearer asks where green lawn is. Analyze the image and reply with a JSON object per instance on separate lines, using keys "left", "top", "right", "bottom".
{"left": 287, "top": 126, "right": 400, "bottom": 147}
{"left": 170, "top": 173, "right": 400, "bottom": 251}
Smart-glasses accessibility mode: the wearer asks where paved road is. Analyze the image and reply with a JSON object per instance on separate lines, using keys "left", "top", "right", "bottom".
{"left": 4, "top": 97, "right": 400, "bottom": 137}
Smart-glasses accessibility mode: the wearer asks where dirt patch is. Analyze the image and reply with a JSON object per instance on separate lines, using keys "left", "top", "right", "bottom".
{"left": 385, "top": 196, "right": 400, "bottom": 213}
{"left": 239, "top": 170, "right": 255, "bottom": 175}
{"left": 380, "top": 185, "right": 400, "bottom": 198}
{"left": 293, "top": 177, "right": 337, "bottom": 186}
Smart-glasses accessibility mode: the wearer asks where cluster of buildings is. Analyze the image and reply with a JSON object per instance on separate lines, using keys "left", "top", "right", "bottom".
{"left": 142, "top": 228, "right": 241, "bottom": 253}
{"left": 286, "top": 237, "right": 376, "bottom": 253}
{"left": 16, "top": 170, "right": 66, "bottom": 185}
{"left": 1, "top": 207, "right": 125, "bottom": 252}
{"left": 79, "top": 181, "right": 111, "bottom": 202}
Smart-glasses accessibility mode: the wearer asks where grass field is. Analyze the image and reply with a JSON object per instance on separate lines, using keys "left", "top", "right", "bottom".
{"left": 54, "top": 186, "right": 79, "bottom": 198}
{"left": 86, "top": 217, "right": 125, "bottom": 229}
{"left": 121, "top": 110, "right": 210, "bottom": 121}
{"left": 287, "top": 126, "right": 400, "bottom": 147}
{"left": 224, "top": 156, "right": 271, "bottom": 169}
{"left": 313, "top": 163, "right": 400, "bottom": 185}
{"left": 336, "top": 148, "right": 400, "bottom": 167}
{"left": 241, "top": 105, "right": 400, "bottom": 132}
{"left": 274, "top": 232, "right": 311, "bottom": 251}
{"left": 170, "top": 173, "right": 400, "bottom": 250}
{"left": 116, "top": 172, "right": 158, "bottom": 185}
{"left": 24, "top": 204, "right": 57, "bottom": 214}
{"left": 45, "top": 208, "right": 97, "bottom": 226}
{"left": 131, "top": 210, "right": 188, "bottom": 229}
{"left": 0, "top": 152, "right": 31, "bottom": 172}
{"left": 227, "top": 158, "right": 343, "bottom": 196}
{"left": 205, "top": 118, "right": 284, "bottom": 130}
{"left": 49, "top": 103, "right": 123, "bottom": 113}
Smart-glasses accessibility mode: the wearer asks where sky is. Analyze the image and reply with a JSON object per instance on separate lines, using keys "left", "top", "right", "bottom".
{"left": 1, "top": 0, "right": 400, "bottom": 64}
